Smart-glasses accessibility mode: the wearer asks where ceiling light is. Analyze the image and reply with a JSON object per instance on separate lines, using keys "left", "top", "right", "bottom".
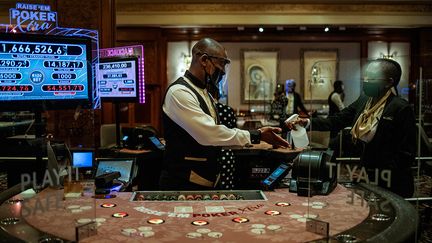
{"left": 324, "top": 27, "right": 329, "bottom": 32}
{"left": 258, "top": 27, "right": 264, "bottom": 33}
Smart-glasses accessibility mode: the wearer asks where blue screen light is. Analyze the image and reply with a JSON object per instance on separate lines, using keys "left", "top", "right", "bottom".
{"left": 72, "top": 151, "right": 93, "bottom": 168}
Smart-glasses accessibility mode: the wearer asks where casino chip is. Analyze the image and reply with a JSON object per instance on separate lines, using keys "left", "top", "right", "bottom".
{"left": 71, "top": 209, "right": 83, "bottom": 214}
{"left": 312, "top": 201, "right": 327, "bottom": 206}
{"left": 312, "top": 205, "right": 324, "bottom": 209}
{"left": 147, "top": 218, "right": 165, "bottom": 225}
{"left": 302, "top": 201, "right": 327, "bottom": 209}
{"left": 191, "top": 220, "right": 209, "bottom": 226}
{"left": 186, "top": 232, "right": 202, "bottom": 239}
{"left": 80, "top": 206, "right": 92, "bottom": 210}
{"left": 250, "top": 228, "right": 266, "bottom": 235}
{"left": 112, "top": 212, "right": 129, "bottom": 218}
{"left": 196, "top": 228, "right": 211, "bottom": 234}
{"left": 67, "top": 205, "right": 80, "bottom": 210}
{"left": 251, "top": 224, "right": 266, "bottom": 229}
{"left": 101, "top": 203, "right": 116, "bottom": 208}
{"left": 232, "top": 217, "right": 249, "bottom": 223}
{"left": 264, "top": 210, "right": 281, "bottom": 216}
{"left": 121, "top": 228, "right": 137, "bottom": 236}
{"left": 139, "top": 231, "right": 155, "bottom": 238}
{"left": 304, "top": 213, "right": 318, "bottom": 219}
{"left": 77, "top": 218, "right": 92, "bottom": 224}
{"left": 95, "top": 218, "right": 106, "bottom": 223}
{"left": 207, "top": 232, "right": 223, "bottom": 238}
{"left": 267, "top": 225, "right": 282, "bottom": 231}
{"left": 290, "top": 214, "right": 302, "bottom": 219}
{"left": 138, "top": 226, "right": 153, "bottom": 232}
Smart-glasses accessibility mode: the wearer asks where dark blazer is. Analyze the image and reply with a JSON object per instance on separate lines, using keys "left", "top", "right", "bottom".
{"left": 312, "top": 94, "right": 416, "bottom": 197}
{"left": 292, "top": 92, "right": 308, "bottom": 115}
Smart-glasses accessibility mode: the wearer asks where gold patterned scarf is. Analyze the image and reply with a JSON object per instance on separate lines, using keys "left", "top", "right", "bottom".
{"left": 351, "top": 89, "right": 394, "bottom": 143}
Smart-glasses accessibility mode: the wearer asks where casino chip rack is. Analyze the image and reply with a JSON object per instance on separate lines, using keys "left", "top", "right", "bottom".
{"left": 131, "top": 190, "right": 267, "bottom": 201}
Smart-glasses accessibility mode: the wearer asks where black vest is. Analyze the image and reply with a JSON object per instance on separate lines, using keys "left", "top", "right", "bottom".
{"left": 162, "top": 76, "right": 221, "bottom": 187}
{"left": 328, "top": 91, "right": 340, "bottom": 116}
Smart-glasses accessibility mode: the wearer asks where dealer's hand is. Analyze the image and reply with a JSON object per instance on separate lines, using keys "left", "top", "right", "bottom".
{"left": 258, "top": 127, "right": 289, "bottom": 148}
{"left": 285, "top": 118, "right": 309, "bottom": 131}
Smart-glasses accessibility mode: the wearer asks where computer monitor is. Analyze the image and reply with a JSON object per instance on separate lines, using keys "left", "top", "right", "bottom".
{"left": 95, "top": 158, "right": 135, "bottom": 184}
{"left": 71, "top": 150, "right": 94, "bottom": 168}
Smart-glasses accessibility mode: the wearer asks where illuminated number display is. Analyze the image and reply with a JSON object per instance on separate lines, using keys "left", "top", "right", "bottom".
{"left": 0, "top": 60, "right": 30, "bottom": 68}
{"left": 52, "top": 73, "right": 77, "bottom": 80}
{"left": 0, "top": 43, "right": 83, "bottom": 56}
{"left": 0, "top": 35, "right": 91, "bottom": 104}
{"left": 42, "top": 85, "right": 85, "bottom": 92}
{"left": 43, "top": 61, "right": 84, "bottom": 69}
{"left": 0, "top": 85, "right": 33, "bottom": 92}
{"left": 100, "top": 62, "right": 132, "bottom": 70}
{"left": 0, "top": 73, "right": 21, "bottom": 80}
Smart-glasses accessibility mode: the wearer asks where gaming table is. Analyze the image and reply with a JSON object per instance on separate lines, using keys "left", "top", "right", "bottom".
{"left": 0, "top": 182, "right": 417, "bottom": 242}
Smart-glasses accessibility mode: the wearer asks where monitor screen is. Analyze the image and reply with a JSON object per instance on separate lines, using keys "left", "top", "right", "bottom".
{"left": 95, "top": 158, "right": 134, "bottom": 183}
{"left": 72, "top": 151, "right": 94, "bottom": 168}
{"left": 0, "top": 33, "right": 92, "bottom": 111}
{"left": 97, "top": 57, "right": 139, "bottom": 101}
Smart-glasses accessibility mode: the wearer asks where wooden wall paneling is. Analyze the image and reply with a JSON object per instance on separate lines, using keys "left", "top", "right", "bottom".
{"left": 114, "top": 27, "right": 167, "bottom": 133}
{"left": 419, "top": 28, "right": 432, "bottom": 79}
{"left": 56, "top": 0, "right": 100, "bottom": 29}
{"left": 115, "top": 26, "right": 419, "bottom": 133}
{"left": 46, "top": 0, "right": 116, "bottom": 147}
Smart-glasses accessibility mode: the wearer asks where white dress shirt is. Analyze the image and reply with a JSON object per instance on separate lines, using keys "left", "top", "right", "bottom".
{"left": 330, "top": 92, "right": 345, "bottom": 110}
{"left": 286, "top": 93, "right": 294, "bottom": 115}
{"left": 163, "top": 76, "right": 251, "bottom": 146}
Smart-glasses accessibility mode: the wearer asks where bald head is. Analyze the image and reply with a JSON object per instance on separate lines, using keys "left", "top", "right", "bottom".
{"left": 188, "top": 38, "right": 229, "bottom": 85}
{"left": 192, "top": 38, "right": 226, "bottom": 59}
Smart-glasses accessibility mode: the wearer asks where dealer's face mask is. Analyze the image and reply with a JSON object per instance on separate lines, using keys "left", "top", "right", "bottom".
{"left": 205, "top": 65, "right": 225, "bottom": 88}
{"left": 362, "top": 80, "right": 388, "bottom": 97}
{"left": 202, "top": 53, "right": 230, "bottom": 88}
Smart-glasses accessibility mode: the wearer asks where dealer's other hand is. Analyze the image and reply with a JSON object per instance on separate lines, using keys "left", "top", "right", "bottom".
{"left": 258, "top": 127, "right": 289, "bottom": 148}
{"left": 284, "top": 118, "right": 309, "bottom": 131}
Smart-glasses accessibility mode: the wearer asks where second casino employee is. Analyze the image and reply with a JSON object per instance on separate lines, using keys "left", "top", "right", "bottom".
{"left": 159, "top": 38, "right": 289, "bottom": 190}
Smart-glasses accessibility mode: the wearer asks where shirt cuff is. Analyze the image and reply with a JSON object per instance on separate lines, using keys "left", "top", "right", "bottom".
{"left": 249, "top": 130, "right": 261, "bottom": 144}
{"left": 305, "top": 118, "right": 311, "bottom": 129}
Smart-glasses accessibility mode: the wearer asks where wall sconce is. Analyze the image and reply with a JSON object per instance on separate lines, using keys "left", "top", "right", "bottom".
{"left": 379, "top": 42, "right": 398, "bottom": 59}
{"left": 380, "top": 51, "right": 398, "bottom": 59}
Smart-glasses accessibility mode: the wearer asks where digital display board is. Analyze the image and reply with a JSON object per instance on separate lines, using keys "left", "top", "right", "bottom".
{"left": 97, "top": 57, "right": 138, "bottom": 102}
{"left": 0, "top": 33, "right": 92, "bottom": 110}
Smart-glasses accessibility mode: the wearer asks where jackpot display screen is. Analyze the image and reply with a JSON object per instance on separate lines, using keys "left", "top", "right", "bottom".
{"left": 0, "top": 33, "right": 92, "bottom": 110}
{"left": 97, "top": 57, "right": 138, "bottom": 102}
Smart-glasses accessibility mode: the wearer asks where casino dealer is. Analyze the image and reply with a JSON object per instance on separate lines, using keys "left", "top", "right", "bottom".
{"left": 159, "top": 38, "right": 289, "bottom": 190}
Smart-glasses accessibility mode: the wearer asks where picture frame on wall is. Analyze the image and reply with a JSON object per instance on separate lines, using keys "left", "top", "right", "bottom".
{"left": 241, "top": 48, "right": 279, "bottom": 104}
{"left": 300, "top": 49, "right": 339, "bottom": 102}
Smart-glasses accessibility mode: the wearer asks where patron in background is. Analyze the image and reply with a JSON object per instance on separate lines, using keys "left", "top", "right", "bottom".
{"left": 328, "top": 80, "right": 346, "bottom": 139}
{"left": 287, "top": 58, "right": 415, "bottom": 197}
{"left": 285, "top": 79, "right": 309, "bottom": 118}
{"left": 269, "top": 83, "right": 288, "bottom": 121}
{"left": 328, "top": 80, "right": 345, "bottom": 116}
{"left": 160, "top": 38, "right": 289, "bottom": 190}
